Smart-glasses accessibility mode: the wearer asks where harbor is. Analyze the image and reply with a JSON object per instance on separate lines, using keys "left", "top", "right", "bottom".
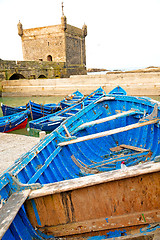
{"left": 0, "top": 86, "right": 160, "bottom": 240}
{"left": 0, "top": 0, "right": 160, "bottom": 239}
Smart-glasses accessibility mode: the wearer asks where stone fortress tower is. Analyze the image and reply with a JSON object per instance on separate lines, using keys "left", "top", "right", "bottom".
{"left": 17, "top": 3, "right": 87, "bottom": 69}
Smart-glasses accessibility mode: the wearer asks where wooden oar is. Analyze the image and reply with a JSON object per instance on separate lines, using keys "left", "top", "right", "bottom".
{"left": 0, "top": 189, "right": 31, "bottom": 239}
{"left": 59, "top": 118, "right": 159, "bottom": 146}
{"left": 72, "top": 109, "right": 143, "bottom": 134}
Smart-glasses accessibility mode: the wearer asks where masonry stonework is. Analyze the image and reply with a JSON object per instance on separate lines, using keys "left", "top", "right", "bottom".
{"left": 18, "top": 13, "right": 87, "bottom": 69}
{"left": 0, "top": 7, "right": 87, "bottom": 82}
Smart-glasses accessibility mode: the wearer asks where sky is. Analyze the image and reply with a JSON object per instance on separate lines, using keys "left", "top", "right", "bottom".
{"left": 0, "top": 0, "right": 160, "bottom": 70}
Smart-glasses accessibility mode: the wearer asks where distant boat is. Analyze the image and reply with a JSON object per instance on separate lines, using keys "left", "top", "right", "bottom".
{"left": 60, "top": 90, "right": 84, "bottom": 108}
{"left": 29, "top": 87, "right": 106, "bottom": 132}
{"left": 28, "top": 101, "right": 61, "bottom": 120}
{"left": 0, "top": 110, "right": 29, "bottom": 132}
{"left": 108, "top": 85, "right": 127, "bottom": 95}
{"left": 1, "top": 103, "right": 27, "bottom": 116}
{"left": 0, "top": 87, "right": 160, "bottom": 239}
{"left": 1, "top": 91, "right": 84, "bottom": 118}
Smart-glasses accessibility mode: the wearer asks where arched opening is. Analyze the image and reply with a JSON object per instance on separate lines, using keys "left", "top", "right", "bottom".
{"left": 9, "top": 73, "right": 25, "bottom": 80}
{"left": 38, "top": 75, "right": 47, "bottom": 79}
{"left": 47, "top": 55, "right": 52, "bottom": 61}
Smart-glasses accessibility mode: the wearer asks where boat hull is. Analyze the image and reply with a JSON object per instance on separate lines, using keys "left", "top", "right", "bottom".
{"left": 26, "top": 162, "right": 160, "bottom": 238}
{"left": 4, "top": 118, "right": 28, "bottom": 133}
{"left": 29, "top": 87, "right": 106, "bottom": 132}
{"left": 60, "top": 90, "right": 84, "bottom": 109}
{"left": 0, "top": 111, "right": 29, "bottom": 133}
{"left": 1, "top": 103, "right": 26, "bottom": 116}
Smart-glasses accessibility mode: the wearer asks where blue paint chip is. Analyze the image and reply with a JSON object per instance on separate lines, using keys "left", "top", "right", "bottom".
{"left": 88, "top": 236, "right": 106, "bottom": 240}
{"left": 87, "top": 230, "right": 127, "bottom": 239}
{"left": 31, "top": 199, "right": 41, "bottom": 226}
{"left": 105, "top": 218, "right": 108, "bottom": 223}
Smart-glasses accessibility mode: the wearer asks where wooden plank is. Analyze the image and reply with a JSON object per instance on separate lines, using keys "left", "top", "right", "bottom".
{"left": 0, "top": 189, "right": 31, "bottom": 239}
{"left": 28, "top": 162, "right": 160, "bottom": 199}
{"left": 59, "top": 118, "right": 159, "bottom": 146}
{"left": 26, "top": 169, "right": 160, "bottom": 237}
{"left": 110, "top": 146, "right": 123, "bottom": 152}
{"left": 63, "top": 124, "right": 71, "bottom": 137}
{"left": 120, "top": 144, "right": 149, "bottom": 152}
{"left": 37, "top": 209, "right": 160, "bottom": 237}
{"left": 75, "top": 109, "right": 140, "bottom": 132}
{"left": 66, "top": 112, "right": 75, "bottom": 115}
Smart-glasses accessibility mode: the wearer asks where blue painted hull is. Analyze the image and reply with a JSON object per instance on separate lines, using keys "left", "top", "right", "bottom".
{"left": 28, "top": 101, "right": 61, "bottom": 120}
{"left": 0, "top": 110, "right": 29, "bottom": 132}
{"left": 1, "top": 88, "right": 160, "bottom": 239}
{"left": 60, "top": 90, "right": 84, "bottom": 109}
{"left": 108, "top": 85, "right": 127, "bottom": 95}
{"left": 29, "top": 87, "right": 106, "bottom": 132}
{"left": 1, "top": 103, "right": 27, "bottom": 116}
{"left": 1, "top": 91, "right": 83, "bottom": 119}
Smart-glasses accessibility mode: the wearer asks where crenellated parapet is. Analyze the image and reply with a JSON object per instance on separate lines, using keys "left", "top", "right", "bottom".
{"left": 17, "top": 2, "right": 87, "bottom": 69}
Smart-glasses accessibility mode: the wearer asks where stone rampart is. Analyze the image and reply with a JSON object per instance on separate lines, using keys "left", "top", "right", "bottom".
{"left": 2, "top": 69, "right": 160, "bottom": 96}
{"left": 0, "top": 59, "right": 86, "bottom": 81}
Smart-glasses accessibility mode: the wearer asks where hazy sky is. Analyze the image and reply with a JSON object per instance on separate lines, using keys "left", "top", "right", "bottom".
{"left": 0, "top": 0, "right": 160, "bottom": 70}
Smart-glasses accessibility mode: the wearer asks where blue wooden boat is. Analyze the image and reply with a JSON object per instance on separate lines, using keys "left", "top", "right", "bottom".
{"left": 1, "top": 103, "right": 27, "bottom": 116}
{"left": 108, "top": 85, "right": 127, "bottom": 95}
{"left": 60, "top": 90, "right": 84, "bottom": 108}
{"left": 1, "top": 91, "right": 83, "bottom": 118}
{"left": 0, "top": 88, "right": 160, "bottom": 239}
{"left": 29, "top": 87, "right": 106, "bottom": 132}
{"left": 28, "top": 100, "right": 61, "bottom": 120}
{"left": 0, "top": 110, "right": 29, "bottom": 133}
{"left": 28, "top": 91, "right": 84, "bottom": 120}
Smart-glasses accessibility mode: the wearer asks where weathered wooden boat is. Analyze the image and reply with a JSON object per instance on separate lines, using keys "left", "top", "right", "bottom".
{"left": 1, "top": 103, "right": 27, "bottom": 116}
{"left": 1, "top": 91, "right": 83, "bottom": 118}
{"left": 108, "top": 85, "right": 127, "bottom": 95}
{"left": 29, "top": 87, "right": 106, "bottom": 132}
{"left": 28, "top": 101, "right": 61, "bottom": 120}
{"left": 0, "top": 110, "right": 29, "bottom": 133}
{"left": 0, "top": 89, "right": 160, "bottom": 239}
{"left": 28, "top": 91, "right": 84, "bottom": 120}
{"left": 60, "top": 90, "right": 84, "bottom": 109}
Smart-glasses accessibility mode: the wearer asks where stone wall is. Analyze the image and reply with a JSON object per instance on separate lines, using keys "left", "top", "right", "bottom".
{"left": 2, "top": 69, "right": 160, "bottom": 96}
{"left": 19, "top": 22, "right": 86, "bottom": 66}
{"left": 0, "top": 59, "right": 87, "bottom": 80}
{"left": 65, "top": 24, "right": 86, "bottom": 65}
{"left": 22, "top": 25, "right": 66, "bottom": 62}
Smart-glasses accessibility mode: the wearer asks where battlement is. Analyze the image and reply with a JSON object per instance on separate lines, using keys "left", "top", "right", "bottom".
{"left": 0, "top": 4, "right": 87, "bottom": 82}
{"left": 18, "top": 8, "right": 87, "bottom": 65}
{"left": 22, "top": 25, "right": 63, "bottom": 38}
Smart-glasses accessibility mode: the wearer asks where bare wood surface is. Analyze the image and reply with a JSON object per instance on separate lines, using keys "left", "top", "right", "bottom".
{"left": 26, "top": 166, "right": 160, "bottom": 237}
{"left": 57, "top": 228, "right": 160, "bottom": 240}
{"left": 0, "top": 189, "right": 31, "bottom": 239}
{"left": 28, "top": 162, "right": 160, "bottom": 199}
{"left": 120, "top": 144, "right": 149, "bottom": 152}
{"left": 37, "top": 210, "right": 160, "bottom": 237}
{"left": 59, "top": 118, "right": 159, "bottom": 146}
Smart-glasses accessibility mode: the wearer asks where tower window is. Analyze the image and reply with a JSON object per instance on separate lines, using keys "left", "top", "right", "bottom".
{"left": 48, "top": 42, "right": 49, "bottom": 46}
{"left": 47, "top": 55, "right": 52, "bottom": 61}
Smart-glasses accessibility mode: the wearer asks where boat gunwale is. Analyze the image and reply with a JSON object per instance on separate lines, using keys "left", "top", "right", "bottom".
{"left": 28, "top": 161, "right": 160, "bottom": 199}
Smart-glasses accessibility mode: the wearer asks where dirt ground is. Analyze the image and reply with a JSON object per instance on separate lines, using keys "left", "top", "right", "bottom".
{"left": 0, "top": 133, "right": 39, "bottom": 174}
